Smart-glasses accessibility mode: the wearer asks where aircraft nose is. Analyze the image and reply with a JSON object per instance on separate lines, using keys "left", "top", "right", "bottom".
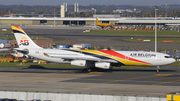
{"left": 172, "top": 58, "right": 176, "bottom": 63}
{"left": 170, "top": 58, "right": 176, "bottom": 64}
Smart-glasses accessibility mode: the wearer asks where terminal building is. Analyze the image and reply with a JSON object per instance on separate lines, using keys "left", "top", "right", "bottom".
{"left": 0, "top": 17, "right": 180, "bottom": 26}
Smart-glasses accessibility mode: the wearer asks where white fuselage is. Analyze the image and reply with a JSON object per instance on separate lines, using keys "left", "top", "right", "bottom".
{"left": 28, "top": 48, "right": 175, "bottom": 66}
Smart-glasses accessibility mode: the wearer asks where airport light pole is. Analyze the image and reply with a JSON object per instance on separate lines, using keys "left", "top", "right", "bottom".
{"left": 165, "top": 0, "right": 167, "bottom": 17}
{"left": 155, "top": 6, "right": 158, "bottom": 52}
{"left": 54, "top": 8, "right": 55, "bottom": 26}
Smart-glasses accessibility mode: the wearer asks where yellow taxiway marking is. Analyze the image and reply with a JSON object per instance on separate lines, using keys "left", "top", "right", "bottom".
{"left": 154, "top": 74, "right": 172, "bottom": 76}
{"left": 89, "top": 72, "right": 104, "bottom": 74}
{"left": 105, "top": 79, "right": 180, "bottom": 93}
{"left": 61, "top": 30, "right": 70, "bottom": 34}
{"left": 61, "top": 31, "right": 65, "bottom": 33}
{"left": 107, "top": 38, "right": 112, "bottom": 41}
{"left": 60, "top": 31, "right": 68, "bottom": 41}
{"left": 64, "top": 38, "right": 68, "bottom": 41}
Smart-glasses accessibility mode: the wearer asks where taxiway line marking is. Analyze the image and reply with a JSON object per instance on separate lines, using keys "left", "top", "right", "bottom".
{"left": 61, "top": 31, "right": 65, "bottom": 33}
{"left": 107, "top": 38, "right": 111, "bottom": 40}
{"left": 89, "top": 72, "right": 103, "bottom": 74}
{"left": 65, "top": 38, "right": 68, "bottom": 41}
{"left": 105, "top": 79, "right": 180, "bottom": 93}
{"left": 154, "top": 74, "right": 172, "bottom": 76}
{"left": 60, "top": 30, "right": 70, "bottom": 34}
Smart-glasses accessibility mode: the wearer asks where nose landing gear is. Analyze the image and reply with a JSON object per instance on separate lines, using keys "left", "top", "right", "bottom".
{"left": 156, "top": 66, "right": 160, "bottom": 73}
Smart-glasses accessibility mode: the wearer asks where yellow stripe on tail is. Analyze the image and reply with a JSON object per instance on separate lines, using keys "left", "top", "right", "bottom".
{"left": 11, "top": 26, "right": 27, "bottom": 34}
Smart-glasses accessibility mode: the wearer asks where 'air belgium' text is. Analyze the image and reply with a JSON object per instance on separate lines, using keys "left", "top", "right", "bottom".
{"left": 130, "top": 53, "right": 156, "bottom": 57}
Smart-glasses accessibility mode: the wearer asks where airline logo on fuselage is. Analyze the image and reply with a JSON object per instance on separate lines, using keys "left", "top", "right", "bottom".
{"left": 130, "top": 53, "right": 156, "bottom": 58}
{"left": 20, "top": 37, "right": 29, "bottom": 46}
{"left": 80, "top": 62, "right": 83, "bottom": 65}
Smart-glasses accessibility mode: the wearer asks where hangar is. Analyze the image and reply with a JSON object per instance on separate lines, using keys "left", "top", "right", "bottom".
{"left": 0, "top": 17, "right": 180, "bottom": 26}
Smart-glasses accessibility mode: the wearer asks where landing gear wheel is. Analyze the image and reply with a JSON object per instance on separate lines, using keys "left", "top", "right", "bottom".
{"left": 87, "top": 68, "right": 92, "bottom": 73}
{"left": 82, "top": 69, "right": 86, "bottom": 72}
{"left": 82, "top": 68, "right": 92, "bottom": 73}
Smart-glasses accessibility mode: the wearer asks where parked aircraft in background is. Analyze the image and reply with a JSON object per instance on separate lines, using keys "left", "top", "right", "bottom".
{"left": 12, "top": 26, "right": 175, "bottom": 72}
{"left": 11, "top": 51, "right": 28, "bottom": 58}
{"left": 96, "top": 17, "right": 114, "bottom": 29}
{"left": 0, "top": 43, "right": 11, "bottom": 51}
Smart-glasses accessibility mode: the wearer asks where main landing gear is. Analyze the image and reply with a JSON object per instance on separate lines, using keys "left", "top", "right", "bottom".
{"left": 82, "top": 68, "right": 92, "bottom": 73}
{"left": 82, "top": 63, "right": 100, "bottom": 73}
{"left": 82, "top": 63, "right": 92, "bottom": 73}
{"left": 82, "top": 67, "right": 100, "bottom": 73}
{"left": 82, "top": 62, "right": 96, "bottom": 73}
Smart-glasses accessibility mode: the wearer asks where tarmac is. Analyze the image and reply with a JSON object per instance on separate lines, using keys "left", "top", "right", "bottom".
{"left": 0, "top": 66, "right": 179, "bottom": 97}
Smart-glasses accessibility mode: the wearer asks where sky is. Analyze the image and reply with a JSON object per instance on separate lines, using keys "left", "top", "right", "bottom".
{"left": 0, "top": 0, "right": 180, "bottom": 6}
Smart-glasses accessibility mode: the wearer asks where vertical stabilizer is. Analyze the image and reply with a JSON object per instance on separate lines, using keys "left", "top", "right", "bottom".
{"left": 11, "top": 26, "right": 41, "bottom": 49}
{"left": 96, "top": 17, "right": 100, "bottom": 25}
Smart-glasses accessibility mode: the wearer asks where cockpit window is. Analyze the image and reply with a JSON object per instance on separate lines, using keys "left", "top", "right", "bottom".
{"left": 165, "top": 56, "right": 173, "bottom": 58}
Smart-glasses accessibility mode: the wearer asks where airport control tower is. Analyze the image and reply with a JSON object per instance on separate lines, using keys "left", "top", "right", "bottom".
{"left": 61, "top": 5, "right": 65, "bottom": 18}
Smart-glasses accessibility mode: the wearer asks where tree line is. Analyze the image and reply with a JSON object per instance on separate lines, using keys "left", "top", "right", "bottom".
{"left": 0, "top": 4, "right": 180, "bottom": 17}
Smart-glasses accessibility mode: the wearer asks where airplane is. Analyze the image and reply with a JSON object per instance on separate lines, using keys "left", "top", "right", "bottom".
{"left": 96, "top": 17, "right": 114, "bottom": 29}
{"left": 12, "top": 26, "right": 175, "bottom": 72}
{"left": 0, "top": 43, "right": 12, "bottom": 51}
{"left": 0, "top": 48, "right": 11, "bottom": 51}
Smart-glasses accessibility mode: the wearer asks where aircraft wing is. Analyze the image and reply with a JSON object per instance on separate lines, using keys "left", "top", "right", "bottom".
{"left": 47, "top": 55, "right": 118, "bottom": 63}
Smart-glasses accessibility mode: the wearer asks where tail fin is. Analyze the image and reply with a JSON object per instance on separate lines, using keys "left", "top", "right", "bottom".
{"left": 96, "top": 17, "right": 100, "bottom": 25}
{"left": 12, "top": 26, "right": 41, "bottom": 49}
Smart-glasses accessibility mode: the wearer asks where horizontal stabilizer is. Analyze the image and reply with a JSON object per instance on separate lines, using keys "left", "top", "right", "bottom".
{"left": 13, "top": 48, "right": 29, "bottom": 54}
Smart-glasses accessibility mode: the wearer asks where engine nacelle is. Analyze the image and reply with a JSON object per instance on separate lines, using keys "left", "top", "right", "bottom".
{"left": 95, "top": 62, "right": 110, "bottom": 69}
{"left": 71, "top": 60, "right": 86, "bottom": 67}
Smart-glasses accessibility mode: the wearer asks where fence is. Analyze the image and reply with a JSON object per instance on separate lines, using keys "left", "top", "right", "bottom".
{"left": 0, "top": 91, "right": 167, "bottom": 101}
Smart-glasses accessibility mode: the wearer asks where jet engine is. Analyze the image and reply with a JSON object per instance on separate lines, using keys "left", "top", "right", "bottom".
{"left": 71, "top": 60, "right": 86, "bottom": 66}
{"left": 95, "top": 62, "right": 110, "bottom": 69}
